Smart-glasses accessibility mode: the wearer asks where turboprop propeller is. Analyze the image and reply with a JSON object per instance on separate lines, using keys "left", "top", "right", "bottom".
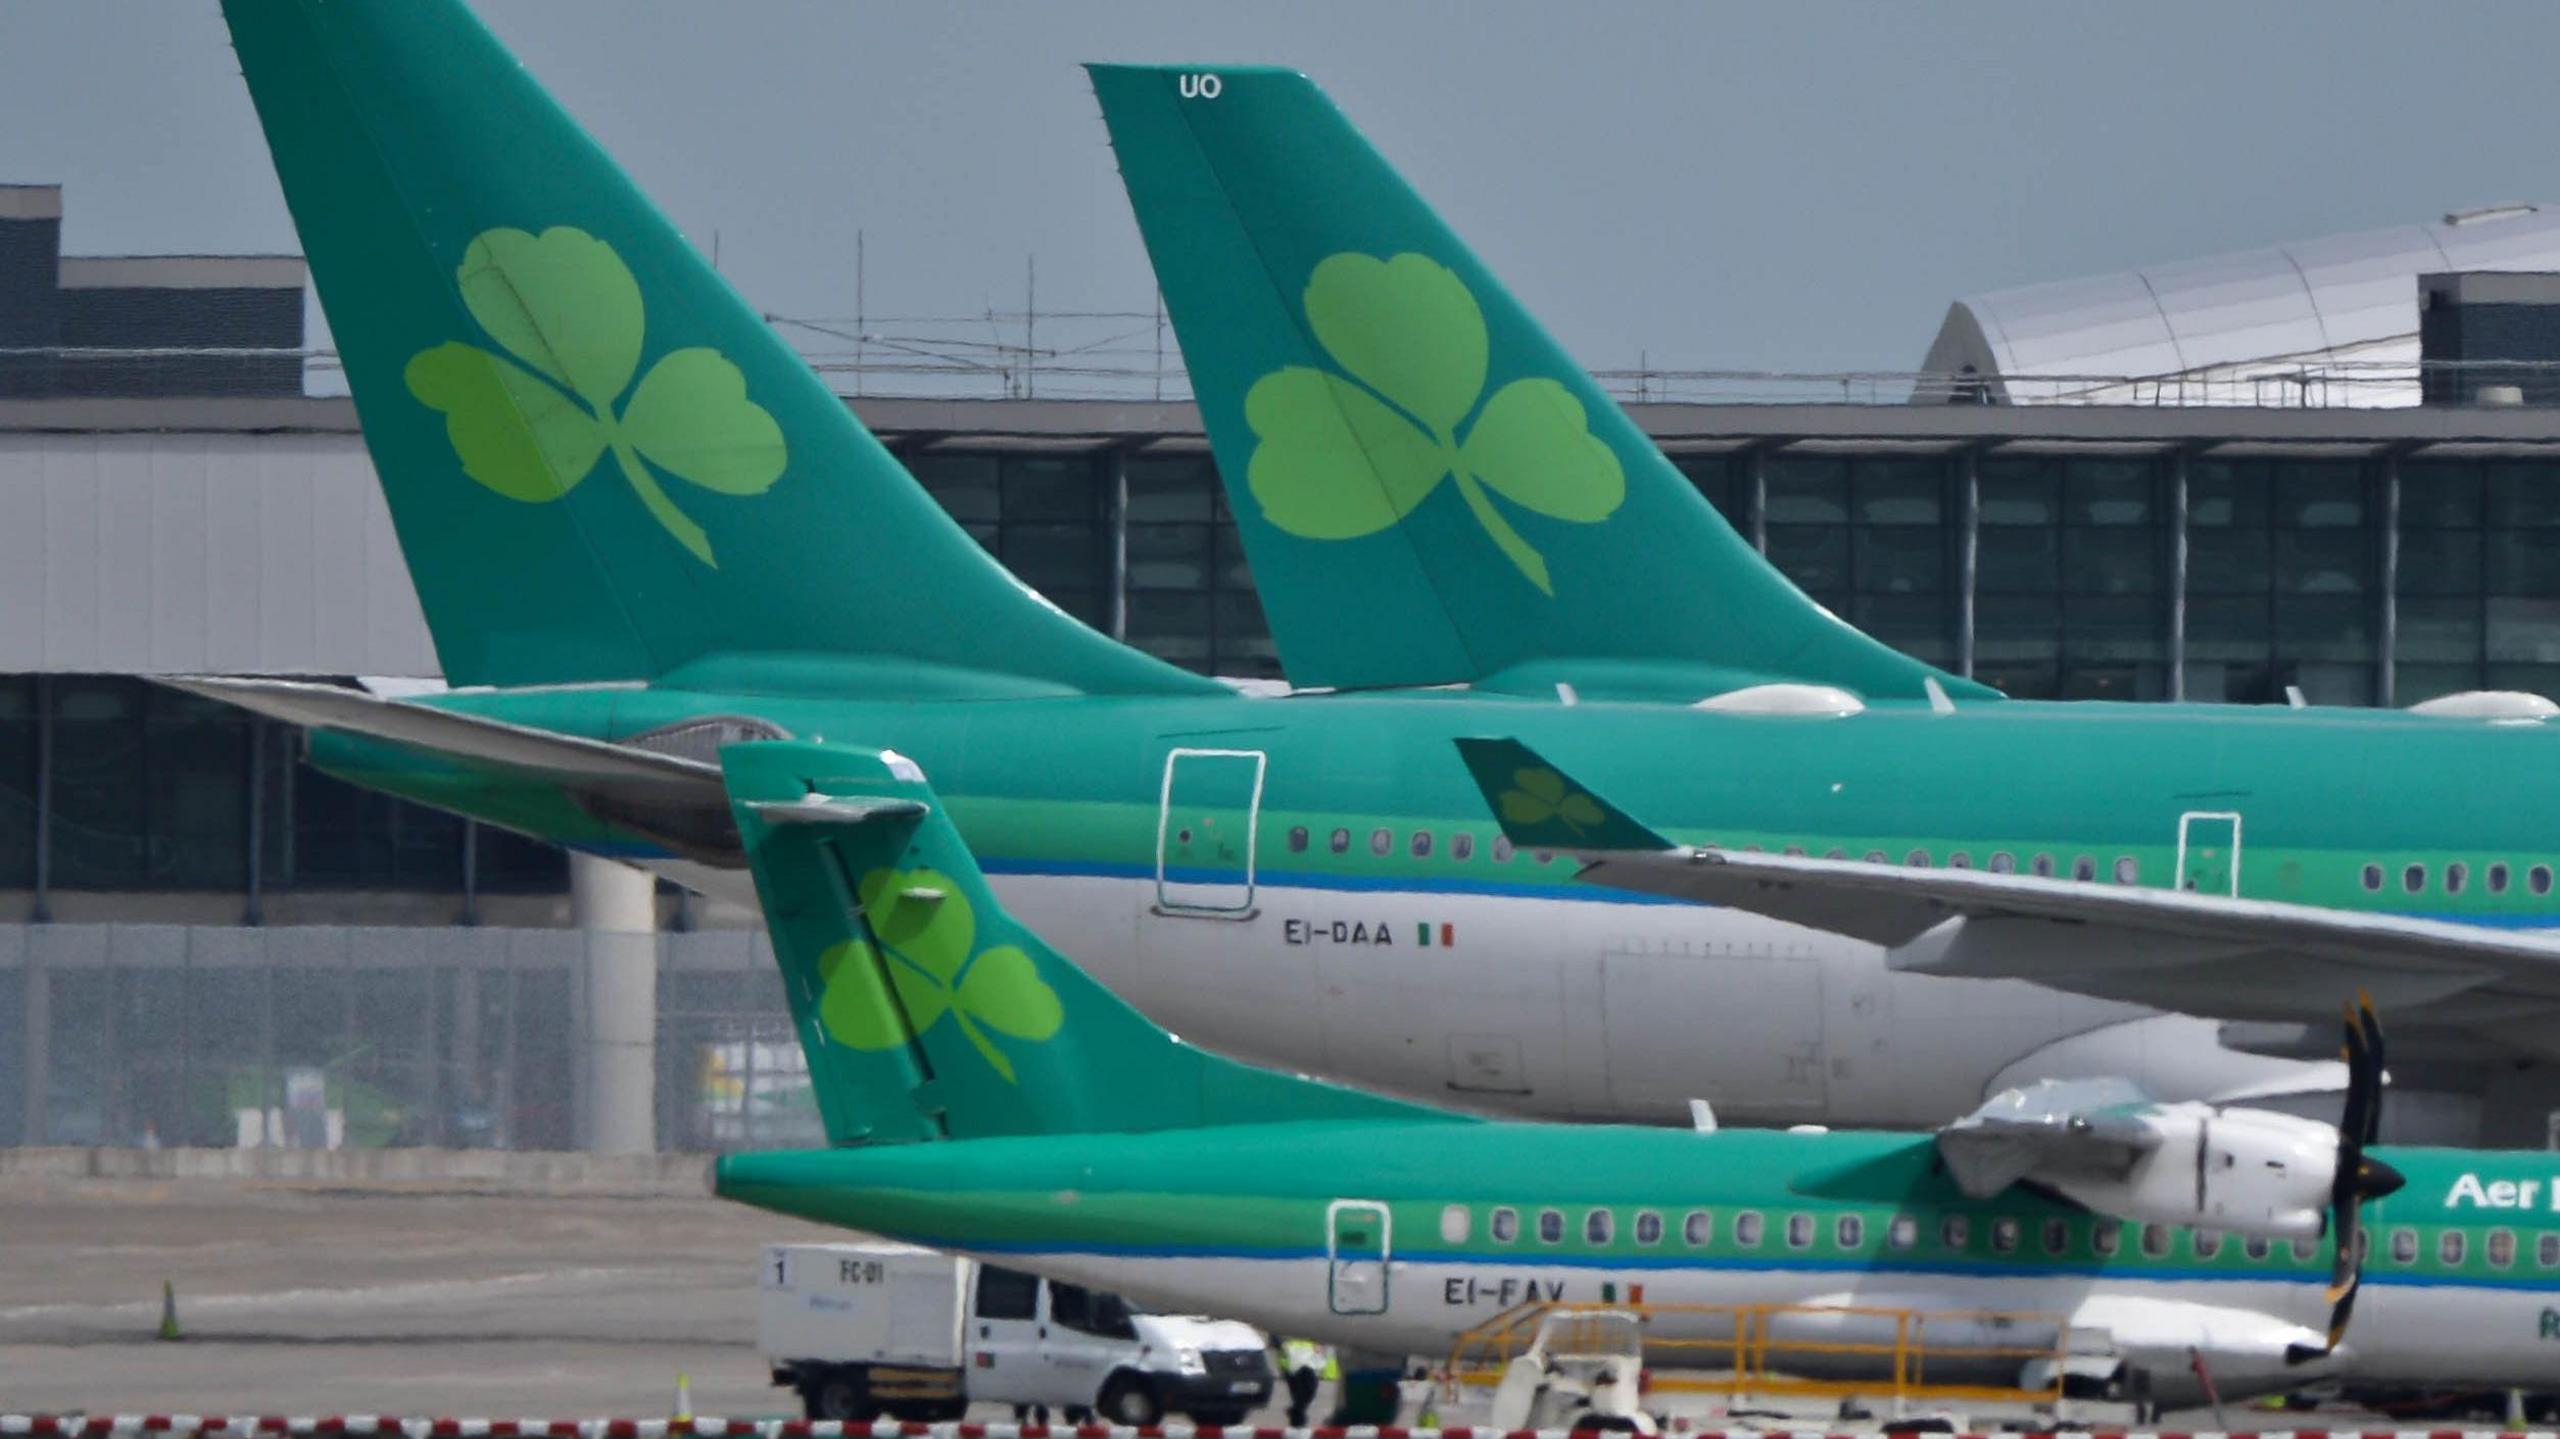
{"left": 2292, "top": 995, "right": 2400, "bottom": 1363}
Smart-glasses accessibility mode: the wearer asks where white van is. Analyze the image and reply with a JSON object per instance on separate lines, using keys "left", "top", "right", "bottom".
{"left": 760, "top": 1242, "right": 1275, "bottom": 1426}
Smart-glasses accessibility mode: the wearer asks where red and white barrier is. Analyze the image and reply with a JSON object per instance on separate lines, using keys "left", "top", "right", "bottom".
{"left": 2, "top": 1422, "right": 2553, "bottom": 1439}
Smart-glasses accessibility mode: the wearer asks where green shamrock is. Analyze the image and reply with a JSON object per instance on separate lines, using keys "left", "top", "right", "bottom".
{"left": 403, "top": 226, "right": 786, "bottom": 567}
{"left": 1242, "top": 252, "right": 1625, "bottom": 595}
{"left": 814, "top": 867, "right": 1063, "bottom": 1084}
{"left": 1499, "top": 766, "right": 1606, "bottom": 836}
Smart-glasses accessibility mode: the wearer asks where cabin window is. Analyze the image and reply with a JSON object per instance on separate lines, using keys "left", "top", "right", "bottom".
{"left": 1369, "top": 828, "right": 1392, "bottom": 856}
{"left": 1537, "top": 1209, "right": 1564, "bottom": 1244}
{"left": 1888, "top": 1216, "right": 1919, "bottom": 1251}
{"left": 1410, "top": 830, "right": 1433, "bottom": 858}
{"left": 2490, "top": 862, "right": 2512, "bottom": 894}
{"left": 1329, "top": 827, "right": 1351, "bottom": 855}
{"left": 1635, "top": 1211, "right": 1664, "bottom": 1246}
{"left": 2404, "top": 863, "right": 2427, "bottom": 893}
{"left": 2390, "top": 1227, "right": 2418, "bottom": 1264}
{"left": 2243, "top": 1236, "right": 2271, "bottom": 1262}
{"left": 2361, "top": 864, "right": 2382, "bottom": 892}
{"left": 1863, "top": 850, "right": 1888, "bottom": 864}
{"left": 1786, "top": 1214, "right": 1815, "bottom": 1249}
{"left": 1492, "top": 835, "right": 1515, "bottom": 863}
{"left": 1989, "top": 852, "right": 2016, "bottom": 874}
{"left": 1287, "top": 826, "right": 1309, "bottom": 853}
{"left": 2538, "top": 1233, "right": 2560, "bottom": 1268}
{"left": 1836, "top": 1215, "right": 1865, "bottom": 1249}
{"left": 1451, "top": 832, "right": 1475, "bottom": 862}
{"left": 1948, "top": 851, "right": 1972, "bottom": 869}
{"left": 2291, "top": 1236, "right": 2320, "bottom": 1263}
{"left": 2113, "top": 856, "right": 2139, "bottom": 884}
{"left": 2141, "top": 1223, "right": 2171, "bottom": 1258}
{"left": 2440, "top": 1230, "right": 2466, "bottom": 1266}
{"left": 1534, "top": 850, "right": 1556, "bottom": 865}
{"left": 2093, "top": 1221, "right": 2121, "bottom": 1257}
{"left": 1904, "top": 849, "right": 1931, "bottom": 868}
{"left": 1734, "top": 1211, "right": 1765, "bottom": 1248}
{"left": 1991, "top": 1217, "right": 2020, "bottom": 1254}
{"left": 1940, "top": 1215, "right": 1970, "bottom": 1250}
{"left": 1784, "top": 845, "right": 1807, "bottom": 858}
{"left": 2041, "top": 1218, "right": 2070, "bottom": 1256}
{"left": 1440, "top": 1205, "right": 1472, "bottom": 1244}
{"left": 1584, "top": 1209, "right": 1614, "bottom": 1245}
{"left": 1490, "top": 1207, "right": 1518, "bottom": 1243}
{"left": 2072, "top": 855, "right": 2097, "bottom": 881}
{"left": 2490, "top": 1228, "right": 2517, "bottom": 1269}
{"left": 2447, "top": 861, "right": 2470, "bottom": 895}
{"left": 2192, "top": 1229, "right": 2223, "bottom": 1260}
{"left": 2031, "top": 853, "right": 2057, "bottom": 878}
{"left": 1824, "top": 847, "right": 1848, "bottom": 860}
{"left": 1683, "top": 1211, "right": 1713, "bottom": 1246}
{"left": 975, "top": 1266, "right": 1041, "bottom": 1320}
{"left": 2536, "top": 864, "right": 2556, "bottom": 896}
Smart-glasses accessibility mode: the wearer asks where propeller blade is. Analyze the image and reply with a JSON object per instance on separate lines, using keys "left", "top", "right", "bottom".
{"left": 2314, "top": 996, "right": 2389, "bottom": 1357}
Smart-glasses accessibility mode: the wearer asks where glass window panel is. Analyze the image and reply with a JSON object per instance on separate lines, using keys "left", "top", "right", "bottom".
{"left": 2488, "top": 530, "right": 2560, "bottom": 597}
{"left": 2488, "top": 598, "right": 2560, "bottom": 663}
{"left": 2487, "top": 661, "right": 2560, "bottom": 694}
{"left": 2189, "top": 529, "right": 2272, "bottom": 595}
{"left": 291, "top": 770, "right": 464, "bottom": 891}
{"left": 1765, "top": 526, "right": 1849, "bottom": 592}
{"left": 2401, "top": 462, "right": 2482, "bottom": 528}
{"left": 1977, "top": 528, "right": 2059, "bottom": 593}
{"left": 2293, "top": 661, "right": 2374, "bottom": 707}
{"left": 1853, "top": 528, "right": 1943, "bottom": 594}
{"left": 144, "top": 691, "right": 250, "bottom": 891}
{"left": 2397, "top": 529, "right": 2483, "bottom": 597}
{"left": 1127, "top": 591, "right": 1211, "bottom": 665}
{"left": 2395, "top": 596, "right": 2483, "bottom": 662}
{"left": 998, "top": 523, "right": 1100, "bottom": 597}
{"left": 1852, "top": 459, "right": 1942, "bottom": 525}
{"left": 2064, "top": 594, "right": 2164, "bottom": 659}
{"left": 907, "top": 453, "right": 999, "bottom": 522}
{"left": 1975, "top": 662, "right": 2059, "bottom": 699}
{"left": 2396, "top": 662, "right": 2487, "bottom": 706}
{"left": 2063, "top": 529, "right": 2159, "bottom": 595}
{"left": 1123, "top": 456, "right": 1217, "bottom": 522}
{"left": 1851, "top": 594, "right": 1951, "bottom": 662}
{"left": 2065, "top": 459, "right": 2154, "bottom": 526}
{"left": 1973, "top": 594, "right": 2060, "bottom": 662}
{"left": 1672, "top": 455, "right": 1733, "bottom": 520}
{"left": 2487, "top": 463, "right": 2560, "bottom": 529}
{"left": 1978, "top": 460, "right": 2060, "bottom": 526}
{"left": 1213, "top": 524, "right": 1256, "bottom": 591}
{"left": 2189, "top": 462, "right": 2268, "bottom": 528}
{"left": 2186, "top": 595, "right": 2273, "bottom": 660}
{"left": 1126, "top": 523, "right": 1212, "bottom": 591}
{"left": 1764, "top": 457, "right": 1847, "bottom": 524}
{"left": 2275, "top": 463, "right": 2364, "bottom": 528}
{"left": 0, "top": 676, "right": 34, "bottom": 888}
{"left": 2061, "top": 664, "right": 2164, "bottom": 701}
{"left": 2277, "top": 530, "right": 2369, "bottom": 594}
{"left": 48, "top": 678, "right": 147, "bottom": 889}
{"left": 999, "top": 456, "right": 1098, "bottom": 521}
{"left": 2277, "top": 594, "right": 2374, "bottom": 659}
{"left": 475, "top": 826, "right": 570, "bottom": 894}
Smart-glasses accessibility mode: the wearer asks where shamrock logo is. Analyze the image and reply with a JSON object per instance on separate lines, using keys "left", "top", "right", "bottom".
{"left": 1242, "top": 252, "right": 1625, "bottom": 595}
{"left": 403, "top": 226, "right": 787, "bottom": 567}
{"left": 815, "top": 867, "right": 1063, "bottom": 1083}
{"left": 1498, "top": 766, "right": 1606, "bottom": 836}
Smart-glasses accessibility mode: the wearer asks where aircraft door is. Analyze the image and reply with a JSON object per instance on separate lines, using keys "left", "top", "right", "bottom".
{"left": 1326, "top": 1198, "right": 1392, "bottom": 1315}
{"left": 2177, "top": 811, "right": 2243, "bottom": 896}
{"left": 1155, "top": 747, "right": 1266, "bottom": 916}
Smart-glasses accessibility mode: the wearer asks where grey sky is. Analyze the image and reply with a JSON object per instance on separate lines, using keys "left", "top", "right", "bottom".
{"left": 6, "top": 2, "right": 2560, "bottom": 378}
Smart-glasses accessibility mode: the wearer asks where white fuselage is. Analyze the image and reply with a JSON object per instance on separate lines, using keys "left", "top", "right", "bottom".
{"left": 668, "top": 861, "right": 2345, "bottom": 1134}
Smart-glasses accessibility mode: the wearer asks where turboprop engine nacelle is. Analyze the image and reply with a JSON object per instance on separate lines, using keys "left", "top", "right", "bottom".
{"left": 2050, "top": 1102, "right": 2338, "bottom": 1241}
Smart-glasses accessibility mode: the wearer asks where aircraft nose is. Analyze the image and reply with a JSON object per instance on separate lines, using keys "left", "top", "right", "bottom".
{"left": 2356, "top": 1156, "right": 2406, "bottom": 1201}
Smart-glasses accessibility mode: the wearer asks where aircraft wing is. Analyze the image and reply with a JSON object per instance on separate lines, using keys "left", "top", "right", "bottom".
{"left": 1932, "top": 1076, "right": 2164, "bottom": 1196}
{"left": 1453, "top": 736, "right": 2560, "bottom": 1061}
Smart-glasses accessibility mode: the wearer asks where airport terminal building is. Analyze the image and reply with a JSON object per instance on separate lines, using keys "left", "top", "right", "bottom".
{"left": 12, "top": 181, "right": 2560, "bottom": 1152}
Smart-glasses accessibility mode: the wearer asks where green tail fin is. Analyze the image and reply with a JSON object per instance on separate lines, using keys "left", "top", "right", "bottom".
{"left": 220, "top": 1, "right": 1211, "bottom": 698}
{"left": 1454, "top": 737, "right": 1672, "bottom": 854}
{"left": 1090, "top": 64, "right": 1989, "bottom": 702}
{"left": 724, "top": 740, "right": 1458, "bottom": 1143}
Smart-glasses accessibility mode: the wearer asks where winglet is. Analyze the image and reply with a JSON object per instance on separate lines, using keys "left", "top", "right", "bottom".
{"left": 1453, "top": 738, "right": 1672, "bottom": 852}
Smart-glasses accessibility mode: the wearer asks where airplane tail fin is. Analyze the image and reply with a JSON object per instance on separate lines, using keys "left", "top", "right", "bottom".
{"left": 1090, "top": 64, "right": 1989, "bottom": 702}
{"left": 723, "top": 740, "right": 1456, "bottom": 1144}
{"left": 219, "top": 1, "right": 1210, "bottom": 698}
{"left": 1453, "top": 737, "right": 1672, "bottom": 854}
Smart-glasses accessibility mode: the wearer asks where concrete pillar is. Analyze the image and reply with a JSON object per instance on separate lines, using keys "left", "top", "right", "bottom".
{"left": 571, "top": 853, "right": 658, "bottom": 1155}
